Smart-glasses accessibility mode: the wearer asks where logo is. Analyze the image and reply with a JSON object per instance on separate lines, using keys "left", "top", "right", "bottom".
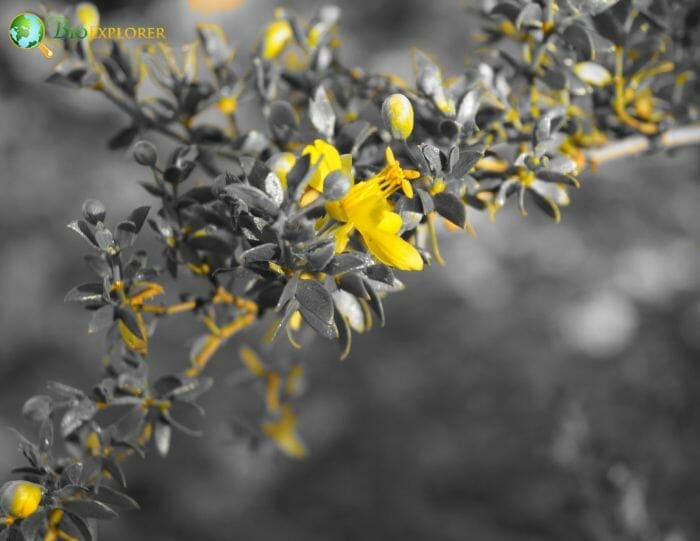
{"left": 8, "top": 12, "right": 54, "bottom": 58}
{"left": 8, "top": 3, "right": 166, "bottom": 60}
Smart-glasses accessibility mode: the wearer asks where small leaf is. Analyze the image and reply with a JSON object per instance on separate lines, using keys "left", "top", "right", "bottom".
{"left": 154, "top": 418, "right": 172, "bottom": 457}
{"left": 516, "top": 2, "right": 543, "bottom": 29}
{"left": 268, "top": 100, "right": 299, "bottom": 143}
{"left": 562, "top": 24, "right": 595, "bottom": 61}
{"left": 88, "top": 305, "right": 114, "bottom": 335}
{"left": 363, "top": 280, "right": 385, "bottom": 327}
{"left": 22, "top": 395, "right": 53, "bottom": 422}
{"left": 61, "top": 499, "right": 118, "bottom": 520}
{"left": 127, "top": 206, "right": 150, "bottom": 233}
{"left": 67, "top": 220, "right": 99, "bottom": 248}
{"left": 94, "top": 485, "right": 139, "bottom": 511}
{"left": 114, "top": 405, "right": 147, "bottom": 442}
{"left": 240, "top": 243, "right": 279, "bottom": 265}
{"left": 295, "top": 279, "right": 337, "bottom": 339}
{"left": 309, "top": 86, "right": 335, "bottom": 139}
{"left": 108, "top": 125, "right": 139, "bottom": 150}
{"left": 275, "top": 273, "right": 299, "bottom": 312}
{"left": 434, "top": 192, "right": 467, "bottom": 228}
{"left": 451, "top": 150, "right": 482, "bottom": 178}
{"left": 60, "top": 399, "right": 98, "bottom": 438}
{"left": 65, "top": 283, "right": 105, "bottom": 307}
{"left": 101, "top": 457, "right": 127, "bottom": 488}
{"left": 116, "top": 309, "right": 147, "bottom": 356}
{"left": 62, "top": 511, "right": 94, "bottom": 541}
{"left": 592, "top": 8, "right": 625, "bottom": 45}
{"left": 47, "top": 381, "right": 84, "bottom": 399}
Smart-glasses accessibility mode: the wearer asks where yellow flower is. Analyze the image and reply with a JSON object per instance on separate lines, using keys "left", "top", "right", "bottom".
{"left": 1, "top": 481, "right": 43, "bottom": 519}
{"left": 262, "top": 20, "right": 293, "bottom": 60}
{"left": 325, "top": 147, "right": 423, "bottom": 271}
{"left": 263, "top": 404, "right": 307, "bottom": 458}
{"left": 301, "top": 139, "right": 343, "bottom": 192}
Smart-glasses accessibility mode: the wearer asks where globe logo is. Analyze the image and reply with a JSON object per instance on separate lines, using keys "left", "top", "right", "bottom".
{"left": 8, "top": 12, "right": 53, "bottom": 58}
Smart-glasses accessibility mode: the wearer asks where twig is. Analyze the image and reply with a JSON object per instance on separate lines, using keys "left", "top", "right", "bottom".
{"left": 584, "top": 123, "right": 700, "bottom": 169}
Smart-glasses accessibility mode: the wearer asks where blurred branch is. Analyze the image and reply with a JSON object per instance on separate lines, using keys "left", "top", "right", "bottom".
{"left": 586, "top": 123, "right": 700, "bottom": 169}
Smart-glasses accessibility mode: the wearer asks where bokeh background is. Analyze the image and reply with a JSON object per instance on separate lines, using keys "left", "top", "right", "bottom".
{"left": 1, "top": 0, "right": 700, "bottom": 539}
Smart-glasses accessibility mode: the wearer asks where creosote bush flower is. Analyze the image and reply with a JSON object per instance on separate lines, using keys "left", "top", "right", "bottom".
{"left": 325, "top": 147, "right": 423, "bottom": 271}
{"left": 2, "top": 0, "right": 700, "bottom": 538}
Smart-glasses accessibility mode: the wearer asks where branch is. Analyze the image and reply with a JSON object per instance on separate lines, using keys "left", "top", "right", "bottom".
{"left": 585, "top": 124, "right": 700, "bottom": 169}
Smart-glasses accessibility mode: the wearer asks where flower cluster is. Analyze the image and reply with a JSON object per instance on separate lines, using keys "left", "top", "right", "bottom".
{"left": 2, "top": 0, "right": 699, "bottom": 538}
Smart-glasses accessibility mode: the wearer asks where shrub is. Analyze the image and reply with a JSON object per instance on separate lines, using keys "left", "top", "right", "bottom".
{"left": 2, "top": 0, "right": 699, "bottom": 538}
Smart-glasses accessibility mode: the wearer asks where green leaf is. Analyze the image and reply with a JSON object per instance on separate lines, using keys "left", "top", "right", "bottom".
{"left": 67, "top": 220, "right": 99, "bottom": 248}
{"left": 515, "top": 2, "right": 542, "bottom": 29}
{"left": 22, "top": 395, "right": 53, "bottom": 422}
{"left": 128, "top": 206, "right": 151, "bottom": 234}
{"left": 108, "top": 125, "right": 139, "bottom": 150}
{"left": 62, "top": 511, "right": 94, "bottom": 541}
{"left": 338, "top": 272, "right": 369, "bottom": 300}
{"left": 65, "top": 283, "right": 105, "bottom": 308}
{"left": 115, "top": 309, "right": 145, "bottom": 341}
{"left": 19, "top": 510, "right": 45, "bottom": 540}
{"left": 268, "top": 100, "right": 299, "bottom": 143}
{"left": 101, "top": 457, "right": 127, "bottom": 488}
{"left": 362, "top": 279, "right": 385, "bottom": 327}
{"left": 240, "top": 243, "right": 279, "bottom": 265}
{"left": 117, "top": 221, "right": 136, "bottom": 248}
{"left": 304, "top": 240, "right": 336, "bottom": 272}
{"left": 154, "top": 418, "right": 172, "bottom": 457}
{"left": 295, "top": 279, "right": 337, "bottom": 339}
{"left": 61, "top": 499, "right": 118, "bottom": 520}
{"left": 275, "top": 273, "right": 299, "bottom": 311}
{"left": 332, "top": 301, "right": 352, "bottom": 360}
{"left": 592, "top": 8, "right": 625, "bottom": 45}
{"left": 324, "top": 253, "right": 373, "bottom": 275}
{"left": 94, "top": 485, "right": 139, "bottom": 511}
{"left": 528, "top": 189, "right": 561, "bottom": 222}
{"left": 451, "top": 150, "right": 482, "bottom": 178}
{"left": 84, "top": 254, "right": 111, "bottom": 279}
{"left": 309, "top": 85, "right": 335, "bottom": 139}
{"left": 114, "top": 405, "right": 147, "bottom": 442}
{"left": 562, "top": 24, "right": 595, "bottom": 61}
{"left": 88, "top": 305, "right": 115, "bottom": 335}
{"left": 224, "top": 184, "right": 280, "bottom": 217}
{"left": 434, "top": 192, "right": 467, "bottom": 228}
{"left": 60, "top": 399, "right": 98, "bottom": 438}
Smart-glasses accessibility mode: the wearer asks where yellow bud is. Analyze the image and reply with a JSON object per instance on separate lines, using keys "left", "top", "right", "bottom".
{"left": 262, "top": 20, "right": 293, "bottom": 60}
{"left": 76, "top": 2, "right": 99, "bottom": 29}
{"left": 218, "top": 96, "right": 238, "bottom": 115}
{"left": 266, "top": 152, "right": 296, "bottom": 188}
{"left": 382, "top": 93, "right": 414, "bottom": 140}
{"left": 573, "top": 62, "right": 612, "bottom": 87}
{"left": 1, "top": 481, "right": 43, "bottom": 519}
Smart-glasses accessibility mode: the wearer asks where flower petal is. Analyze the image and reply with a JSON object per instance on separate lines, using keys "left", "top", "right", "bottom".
{"left": 360, "top": 228, "right": 424, "bottom": 271}
{"left": 334, "top": 222, "right": 355, "bottom": 253}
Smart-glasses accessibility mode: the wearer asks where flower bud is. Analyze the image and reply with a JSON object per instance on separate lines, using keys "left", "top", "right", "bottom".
{"left": 382, "top": 93, "right": 414, "bottom": 140}
{"left": 0, "top": 481, "right": 43, "bottom": 519}
{"left": 76, "top": 2, "right": 99, "bottom": 29}
{"left": 267, "top": 152, "right": 296, "bottom": 189}
{"left": 82, "top": 199, "right": 106, "bottom": 225}
{"left": 262, "top": 20, "right": 293, "bottom": 60}
{"left": 133, "top": 140, "right": 158, "bottom": 167}
{"left": 323, "top": 170, "right": 351, "bottom": 200}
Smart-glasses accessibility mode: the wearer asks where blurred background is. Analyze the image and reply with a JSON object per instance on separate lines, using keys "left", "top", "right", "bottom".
{"left": 1, "top": 0, "right": 700, "bottom": 539}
